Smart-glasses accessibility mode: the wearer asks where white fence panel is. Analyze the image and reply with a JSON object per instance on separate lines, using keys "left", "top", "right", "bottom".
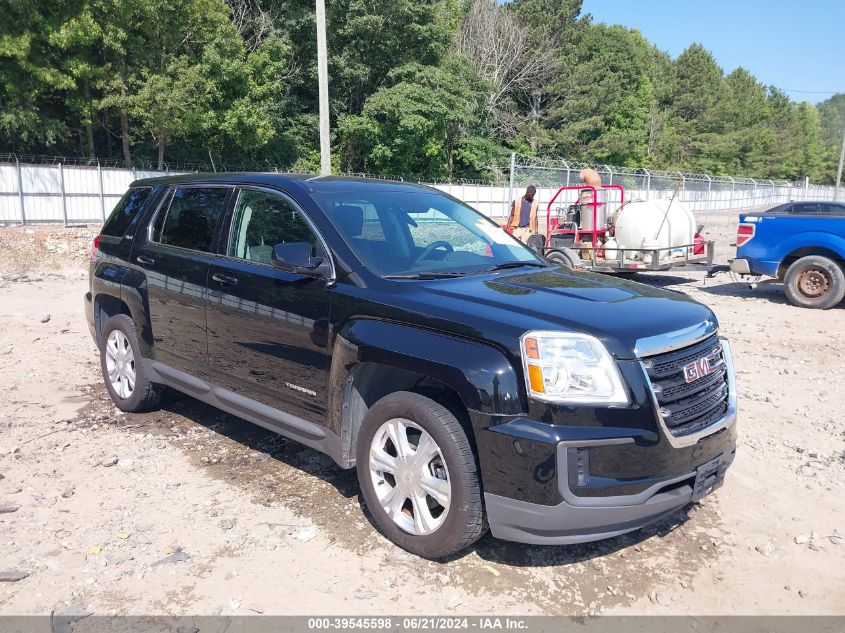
{"left": 0, "top": 159, "right": 838, "bottom": 225}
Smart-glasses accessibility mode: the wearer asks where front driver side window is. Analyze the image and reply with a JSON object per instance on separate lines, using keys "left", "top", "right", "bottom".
{"left": 227, "top": 189, "right": 320, "bottom": 265}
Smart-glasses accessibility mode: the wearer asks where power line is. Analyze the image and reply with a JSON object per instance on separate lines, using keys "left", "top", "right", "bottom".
{"left": 779, "top": 89, "right": 843, "bottom": 95}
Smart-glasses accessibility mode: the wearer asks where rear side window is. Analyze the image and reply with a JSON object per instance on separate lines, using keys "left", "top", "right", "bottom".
{"left": 154, "top": 187, "right": 229, "bottom": 252}
{"left": 101, "top": 187, "right": 153, "bottom": 237}
{"left": 791, "top": 203, "right": 821, "bottom": 214}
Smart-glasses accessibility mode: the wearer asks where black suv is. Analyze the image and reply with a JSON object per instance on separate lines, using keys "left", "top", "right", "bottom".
{"left": 85, "top": 174, "right": 737, "bottom": 558}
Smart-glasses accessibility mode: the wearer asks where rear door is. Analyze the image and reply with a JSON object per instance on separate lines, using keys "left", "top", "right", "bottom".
{"left": 206, "top": 187, "right": 334, "bottom": 424}
{"left": 131, "top": 185, "right": 232, "bottom": 377}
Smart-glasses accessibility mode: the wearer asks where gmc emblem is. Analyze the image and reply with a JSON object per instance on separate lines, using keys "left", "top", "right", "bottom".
{"left": 683, "top": 357, "right": 713, "bottom": 383}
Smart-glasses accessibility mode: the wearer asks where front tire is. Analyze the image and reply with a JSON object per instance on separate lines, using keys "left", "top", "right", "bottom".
{"left": 99, "top": 314, "right": 165, "bottom": 412}
{"left": 783, "top": 255, "right": 845, "bottom": 309}
{"left": 356, "top": 392, "right": 486, "bottom": 559}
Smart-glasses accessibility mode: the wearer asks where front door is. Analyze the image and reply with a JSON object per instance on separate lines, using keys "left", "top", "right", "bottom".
{"left": 206, "top": 187, "right": 334, "bottom": 424}
{"left": 131, "top": 185, "right": 231, "bottom": 377}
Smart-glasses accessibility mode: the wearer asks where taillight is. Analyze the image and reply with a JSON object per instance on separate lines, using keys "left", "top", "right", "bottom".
{"left": 736, "top": 223, "right": 755, "bottom": 247}
{"left": 90, "top": 234, "right": 102, "bottom": 262}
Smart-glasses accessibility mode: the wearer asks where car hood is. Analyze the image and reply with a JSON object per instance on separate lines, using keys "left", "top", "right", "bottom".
{"left": 402, "top": 267, "right": 716, "bottom": 359}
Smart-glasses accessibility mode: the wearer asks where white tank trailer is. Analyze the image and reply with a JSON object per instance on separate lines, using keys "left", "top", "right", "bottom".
{"left": 612, "top": 198, "right": 696, "bottom": 261}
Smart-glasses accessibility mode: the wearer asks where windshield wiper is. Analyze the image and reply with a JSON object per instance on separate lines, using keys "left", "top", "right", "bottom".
{"left": 383, "top": 271, "right": 468, "bottom": 280}
{"left": 483, "top": 261, "right": 549, "bottom": 272}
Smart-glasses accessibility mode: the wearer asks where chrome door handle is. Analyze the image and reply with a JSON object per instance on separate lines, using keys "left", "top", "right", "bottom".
{"left": 212, "top": 272, "right": 238, "bottom": 286}
{"left": 136, "top": 254, "right": 155, "bottom": 266}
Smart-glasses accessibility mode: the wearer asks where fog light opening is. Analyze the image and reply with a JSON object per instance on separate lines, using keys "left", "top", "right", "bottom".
{"left": 568, "top": 447, "right": 590, "bottom": 487}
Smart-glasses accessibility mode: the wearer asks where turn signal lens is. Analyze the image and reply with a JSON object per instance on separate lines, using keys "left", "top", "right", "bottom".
{"left": 524, "top": 337, "right": 540, "bottom": 359}
{"left": 527, "top": 364, "right": 545, "bottom": 393}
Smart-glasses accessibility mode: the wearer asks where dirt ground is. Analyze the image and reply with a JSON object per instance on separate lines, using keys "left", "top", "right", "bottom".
{"left": 0, "top": 218, "right": 843, "bottom": 617}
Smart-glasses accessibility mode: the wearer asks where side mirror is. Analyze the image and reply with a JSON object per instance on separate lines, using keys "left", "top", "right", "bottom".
{"left": 272, "top": 242, "right": 327, "bottom": 277}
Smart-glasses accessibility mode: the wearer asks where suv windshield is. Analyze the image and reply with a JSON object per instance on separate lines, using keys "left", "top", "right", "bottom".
{"left": 313, "top": 189, "right": 543, "bottom": 277}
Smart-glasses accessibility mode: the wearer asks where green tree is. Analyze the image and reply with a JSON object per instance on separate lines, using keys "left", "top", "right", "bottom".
{"left": 112, "top": 0, "right": 247, "bottom": 167}
{"left": 818, "top": 93, "right": 845, "bottom": 182}
{"left": 1, "top": 0, "right": 840, "bottom": 183}
{"left": 130, "top": 59, "right": 214, "bottom": 168}
{"left": 0, "top": 1, "right": 76, "bottom": 149}
{"left": 795, "top": 102, "right": 826, "bottom": 181}
{"left": 329, "top": 0, "right": 449, "bottom": 115}
{"left": 696, "top": 68, "right": 769, "bottom": 174}
{"left": 669, "top": 43, "right": 723, "bottom": 169}
{"left": 818, "top": 94, "right": 845, "bottom": 148}
{"left": 338, "top": 61, "right": 492, "bottom": 180}
{"left": 510, "top": 0, "right": 585, "bottom": 154}
{"left": 548, "top": 24, "right": 659, "bottom": 164}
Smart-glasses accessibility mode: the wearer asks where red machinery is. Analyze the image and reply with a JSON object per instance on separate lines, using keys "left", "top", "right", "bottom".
{"left": 506, "top": 184, "right": 715, "bottom": 273}
{"left": 544, "top": 184, "right": 624, "bottom": 251}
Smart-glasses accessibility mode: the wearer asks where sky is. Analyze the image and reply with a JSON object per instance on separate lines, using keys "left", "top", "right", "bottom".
{"left": 581, "top": 0, "right": 845, "bottom": 103}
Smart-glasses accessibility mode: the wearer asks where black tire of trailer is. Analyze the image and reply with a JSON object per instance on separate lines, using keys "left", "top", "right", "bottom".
{"left": 546, "top": 247, "right": 581, "bottom": 270}
{"left": 526, "top": 233, "right": 546, "bottom": 254}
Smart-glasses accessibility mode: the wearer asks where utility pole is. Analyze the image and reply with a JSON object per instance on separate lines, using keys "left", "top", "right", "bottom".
{"left": 316, "top": 0, "right": 331, "bottom": 176}
{"left": 835, "top": 129, "right": 845, "bottom": 201}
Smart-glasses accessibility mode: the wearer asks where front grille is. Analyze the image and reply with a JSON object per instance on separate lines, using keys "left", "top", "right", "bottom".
{"left": 643, "top": 335, "right": 729, "bottom": 438}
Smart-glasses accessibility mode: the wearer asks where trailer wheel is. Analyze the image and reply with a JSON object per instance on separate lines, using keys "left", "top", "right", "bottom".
{"left": 526, "top": 233, "right": 545, "bottom": 254}
{"left": 546, "top": 247, "right": 580, "bottom": 270}
{"left": 783, "top": 255, "right": 845, "bottom": 309}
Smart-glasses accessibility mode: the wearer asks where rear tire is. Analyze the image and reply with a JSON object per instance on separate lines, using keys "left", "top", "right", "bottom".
{"left": 99, "top": 314, "right": 165, "bottom": 412}
{"left": 356, "top": 391, "right": 486, "bottom": 559}
{"left": 783, "top": 255, "right": 845, "bottom": 309}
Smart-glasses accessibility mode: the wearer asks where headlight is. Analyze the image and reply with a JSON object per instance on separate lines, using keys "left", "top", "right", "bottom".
{"left": 520, "top": 331, "right": 629, "bottom": 405}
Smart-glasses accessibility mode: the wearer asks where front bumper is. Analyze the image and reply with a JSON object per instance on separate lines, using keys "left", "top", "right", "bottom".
{"left": 486, "top": 444, "right": 735, "bottom": 545}
{"left": 476, "top": 337, "right": 738, "bottom": 545}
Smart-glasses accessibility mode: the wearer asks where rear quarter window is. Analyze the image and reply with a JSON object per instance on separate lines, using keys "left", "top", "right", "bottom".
{"left": 101, "top": 187, "right": 153, "bottom": 237}
{"left": 153, "top": 187, "right": 229, "bottom": 252}
{"left": 791, "top": 203, "right": 822, "bottom": 214}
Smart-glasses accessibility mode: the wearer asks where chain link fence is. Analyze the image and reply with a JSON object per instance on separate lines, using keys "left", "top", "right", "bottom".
{"left": 0, "top": 152, "right": 838, "bottom": 225}
{"left": 507, "top": 153, "right": 837, "bottom": 225}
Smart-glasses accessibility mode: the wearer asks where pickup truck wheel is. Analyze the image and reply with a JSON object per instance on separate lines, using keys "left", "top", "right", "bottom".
{"left": 784, "top": 256, "right": 845, "bottom": 309}
{"left": 356, "top": 391, "right": 486, "bottom": 559}
{"left": 99, "top": 314, "right": 165, "bottom": 412}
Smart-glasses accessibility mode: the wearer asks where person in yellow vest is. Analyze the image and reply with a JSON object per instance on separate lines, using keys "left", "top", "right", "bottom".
{"left": 508, "top": 186, "right": 538, "bottom": 243}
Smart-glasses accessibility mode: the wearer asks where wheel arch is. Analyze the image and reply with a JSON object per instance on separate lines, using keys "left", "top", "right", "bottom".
{"left": 327, "top": 318, "right": 524, "bottom": 467}
{"left": 93, "top": 292, "right": 131, "bottom": 346}
{"left": 118, "top": 267, "right": 156, "bottom": 356}
{"left": 778, "top": 245, "right": 845, "bottom": 279}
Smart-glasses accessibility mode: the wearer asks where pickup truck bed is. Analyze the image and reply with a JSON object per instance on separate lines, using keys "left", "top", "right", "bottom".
{"left": 730, "top": 201, "right": 845, "bottom": 309}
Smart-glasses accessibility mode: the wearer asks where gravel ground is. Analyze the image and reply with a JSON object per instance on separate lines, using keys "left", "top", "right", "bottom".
{"left": 0, "top": 220, "right": 843, "bottom": 616}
